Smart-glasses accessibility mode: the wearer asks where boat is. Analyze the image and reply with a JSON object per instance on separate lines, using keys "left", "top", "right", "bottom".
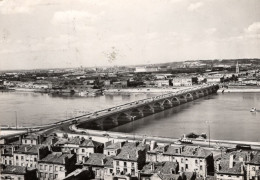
{"left": 250, "top": 108, "right": 256, "bottom": 112}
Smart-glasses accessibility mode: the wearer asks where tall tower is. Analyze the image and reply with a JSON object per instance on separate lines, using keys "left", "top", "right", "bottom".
{"left": 236, "top": 61, "right": 239, "bottom": 74}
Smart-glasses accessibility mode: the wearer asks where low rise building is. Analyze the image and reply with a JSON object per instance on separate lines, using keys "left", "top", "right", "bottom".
{"left": 113, "top": 142, "right": 147, "bottom": 178}
{"left": 13, "top": 145, "right": 50, "bottom": 168}
{"left": 246, "top": 151, "right": 260, "bottom": 180}
{"left": 83, "top": 153, "right": 113, "bottom": 179}
{"left": 1, "top": 165, "right": 37, "bottom": 180}
{"left": 38, "top": 152, "right": 76, "bottom": 180}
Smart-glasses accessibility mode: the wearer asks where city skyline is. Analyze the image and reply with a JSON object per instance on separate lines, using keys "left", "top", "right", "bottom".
{"left": 0, "top": 0, "right": 260, "bottom": 70}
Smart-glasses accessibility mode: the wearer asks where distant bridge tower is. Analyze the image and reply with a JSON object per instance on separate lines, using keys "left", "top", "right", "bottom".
{"left": 236, "top": 61, "right": 239, "bottom": 74}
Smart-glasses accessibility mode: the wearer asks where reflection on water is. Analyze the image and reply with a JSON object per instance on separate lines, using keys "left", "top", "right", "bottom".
{"left": 0, "top": 91, "right": 259, "bottom": 142}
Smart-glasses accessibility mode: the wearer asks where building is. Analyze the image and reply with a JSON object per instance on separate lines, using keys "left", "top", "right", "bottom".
{"left": 104, "top": 141, "right": 124, "bottom": 157}
{"left": 113, "top": 142, "right": 147, "bottom": 178}
{"left": 54, "top": 136, "right": 103, "bottom": 163}
{"left": 171, "top": 78, "right": 192, "bottom": 86}
{"left": 139, "top": 161, "right": 179, "bottom": 180}
{"left": 38, "top": 152, "right": 76, "bottom": 180}
{"left": 1, "top": 165, "right": 37, "bottom": 180}
{"left": 83, "top": 153, "right": 113, "bottom": 179}
{"left": 246, "top": 151, "right": 260, "bottom": 180}
{"left": 147, "top": 144, "right": 214, "bottom": 178}
{"left": 20, "top": 134, "right": 45, "bottom": 145}
{"left": 1, "top": 146, "right": 17, "bottom": 165}
{"left": 13, "top": 145, "right": 50, "bottom": 168}
{"left": 215, "top": 151, "right": 248, "bottom": 180}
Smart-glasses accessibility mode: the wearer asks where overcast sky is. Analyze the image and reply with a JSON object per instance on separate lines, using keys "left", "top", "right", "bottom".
{"left": 0, "top": 0, "right": 260, "bottom": 70}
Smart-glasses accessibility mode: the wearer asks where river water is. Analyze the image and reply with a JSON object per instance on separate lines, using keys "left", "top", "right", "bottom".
{"left": 0, "top": 91, "right": 259, "bottom": 142}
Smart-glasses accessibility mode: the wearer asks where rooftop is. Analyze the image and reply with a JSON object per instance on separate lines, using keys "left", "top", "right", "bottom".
{"left": 39, "top": 152, "right": 74, "bottom": 165}
{"left": 1, "top": 165, "right": 27, "bottom": 175}
{"left": 84, "top": 153, "right": 113, "bottom": 167}
{"left": 14, "top": 145, "right": 46, "bottom": 155}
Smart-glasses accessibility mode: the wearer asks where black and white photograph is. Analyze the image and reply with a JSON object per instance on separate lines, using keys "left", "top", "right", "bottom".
{"left": 0, "top": 0, "right": 260, "bottom": 180}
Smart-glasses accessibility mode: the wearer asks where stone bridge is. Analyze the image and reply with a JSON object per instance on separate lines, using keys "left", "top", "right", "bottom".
{"left": 77, "top": 84, "right": 219, "bottom": 130}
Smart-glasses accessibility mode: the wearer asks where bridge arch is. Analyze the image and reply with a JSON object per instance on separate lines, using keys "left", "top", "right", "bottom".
{"left": 102, "top": 117, "right": 118, "bottom": 130}
{"left": 117, "top": 112, "right": 131, "bottom": 125}
{"left": 153, "top": 101, "right": 164, "bottom": 112}
{"left": 171, "top": 97, "right": 180, "bottom": 106}
{"left": 192, "top": 91, "right": 199, "bottom": 99}
{"left": 178, "top": 95, "right": 187, "bottom": 104}
{"left": 142, "top": 105, "right": 154, "bottom": 116}
{"left": 203, "top": 89, "right": 209, "bottom": 95}
{"left": 129, "top": 108, "right": 143, "bottom": 120}
{"left": 185, "top": 93, "right": 193, "bottom": 101}
{"left": 198, "top": 90, "right": 204, "bottom": 97}
{"left": 162, "top": 99, "right": 172, "bottom": 109}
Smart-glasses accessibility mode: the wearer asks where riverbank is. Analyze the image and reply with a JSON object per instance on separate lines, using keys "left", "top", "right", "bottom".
{"left": 218, "top": 86, "right": 260, "bottom": 93}
{"left": 104, "top": 87, "right": 188, "bottom": 94}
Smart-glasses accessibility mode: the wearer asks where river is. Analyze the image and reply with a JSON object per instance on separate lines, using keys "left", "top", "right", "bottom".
{"left": 0, "top": 91, "right": 259, "bottom": 142}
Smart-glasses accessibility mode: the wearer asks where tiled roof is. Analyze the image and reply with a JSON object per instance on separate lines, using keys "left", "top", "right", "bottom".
{"left": 41, "top": 136, "right": 59, "bottom": 145}
{"left": 1, "top": 147, "right": 13, "bottom": 156}
{"left": 14, "top": 145, "right": 45, "bottom": 155}
{"left": 39, "top": 152, "right": 74, "bottom": 165}
{"left": 141, "top": 161, "right": 178, "bottom": 174}
{"left": 217, "top": 160, "right": 244, "bottom": 175}
{"left": 114, "top": 142, "right": 146, "bottom": 161}
{"left": 217, "top": 151, "right": 248, "bottom": 162}
{"left": 56, "top": 136, "right": 102, "bottom": 147}
{"left": 84, "top": 153, "right": 113, "bottom": 167}
{"left": 164, "top": 145, "right": 211, "bottom": 158}
{"left": 148, "top": 145, "right": 169, "bottom": 154}
{"left": 247, "top": 152, "right": 260, "bottom": 165}
{"left": 22, "top": 133, "right": 40, "bottom": 140}
{"left": 2, "top": 165, "right": 27, "bottom": 175}
{"left": 105, "top": 142, "right": 123, "bottom": 150}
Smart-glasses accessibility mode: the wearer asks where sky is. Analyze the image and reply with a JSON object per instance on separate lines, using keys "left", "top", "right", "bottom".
{"left": 0, "top": 0, "right": 260, "bottom": 70}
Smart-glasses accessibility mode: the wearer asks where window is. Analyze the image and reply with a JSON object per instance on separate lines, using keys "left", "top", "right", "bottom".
{"left": 18, "top": 177, "right": 21, "bottom": 180}
{"left": 108, "top": 151, "right": 110, "bottom": 155}
{"left": 31, "top": 140, "right": 33, "bottom": 144}
{"left": 175, "top": 149, "right": 179, "bottom": 153}
{"left": 60, "top": 167, "right": 63, "bottom": 171}
{"left": 195, "top": 160, "right": 198, "bottom": 164}
{"left": 25, "top": 140, "right": 27, "bottom": 143}
{"left": 55, "top": 166, "right": 58, "bottom": 171}
{"left": 200, "top": 159, "right": 203, "bottom": 162}
{"left": 49, "top": 165, "right": 52, "bottom": 171}
{"left": 116, "top": 167, "right": 120, "bottom": 175}
{"left": 34, "top": 157, "right": 37, "bottom": 161}
{"left": 54, "top": 174, "right": 58, "bottom": 179}
{"left": 21, "top": 156, "right": 24, "bottom": 160}
{"left": 131, "top": 168, "right": 135, "bottom": 175}
{"left": 16, "top": 156, "right": 18, "bottom": 160}
{"left": 181, "top": 158, "right": 183, "bottom": 163}
{"left": 50, "top": 173, "right": 53, "bottom": 178}
{"left": 116, "top": 161, "right": 119, "bottom": 166}
{"left": 82, "top": 149, "right": 85, "bottom": 153}
{"left": 21, "top": 163, "right": 24, "bottom": 166}
{"left": 181, "top": 167, "right": 184, "bottom": 171}
{"left": 123, "top": 168, "right": 127, "bottom": 174}
{"left": 200, "top": 166, "right": 203, "bottom": 170}
{"left": 45, "top": 165, "right": 47, "bottom": 170}
{"left": 131, "top": 162, "right": 134, "bottom": 167}
{"left": 186, "top": 164, "right": 188, "bottom": 169}
{"left": 40, "top": 165, "right": 43, "bottom": 170}
{"left": 124, "top": 162, "right": 127, "bottom": 167}
{"left": 252, "top": 167, "right": 255, "bottom": 171}
{"left": 9, "top": 160, "right": 12, "bottom": 165}
{"left": 110, "top": 169, "right": 113, "bottom": 173}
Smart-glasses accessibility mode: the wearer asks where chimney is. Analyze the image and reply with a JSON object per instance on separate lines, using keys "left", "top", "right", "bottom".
{"left": 229, "top": 155, "right": 234, "bottom": 168}
{"left": 24, "top": 147, "right": 28, "bottom": 152}
{"left": 151, "top": 162, "right": 155, "bottom": 171}
{"left": 101, "top": 158, "right": 106, "bottom": 165}
{"left": 127, "top": 153, "right": 130, "bottom": 159}
{"left": 150, "top": 141, "right": 157, "bottom": 150}
{"left": 247, "top": 152, "right": 252, "bottom": 162}
{"left": 19, "top": 135, "right": 22, "bottom": 144}
{"left": 142, "top": 139, "right": 146, "bottom": 146}
{"left": 63, "top": 156, "right": 68, "bottom": 164}
{"left": 241, "top": 164, "right": 244, "bottom": 174}
{"left": 120, "top": 141, "right": 125, "bottom": 148}
{"left": 136, "top": 150, "right": 139, "bottom": 157}
{"left": 216, "top": 161, "right": 220, "bottom": 171}
{"left": 170, "top": 168, "right": 174, "bottom": 174}
{"left": 163, "top": 145, "right": 169, "bottom": 153}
